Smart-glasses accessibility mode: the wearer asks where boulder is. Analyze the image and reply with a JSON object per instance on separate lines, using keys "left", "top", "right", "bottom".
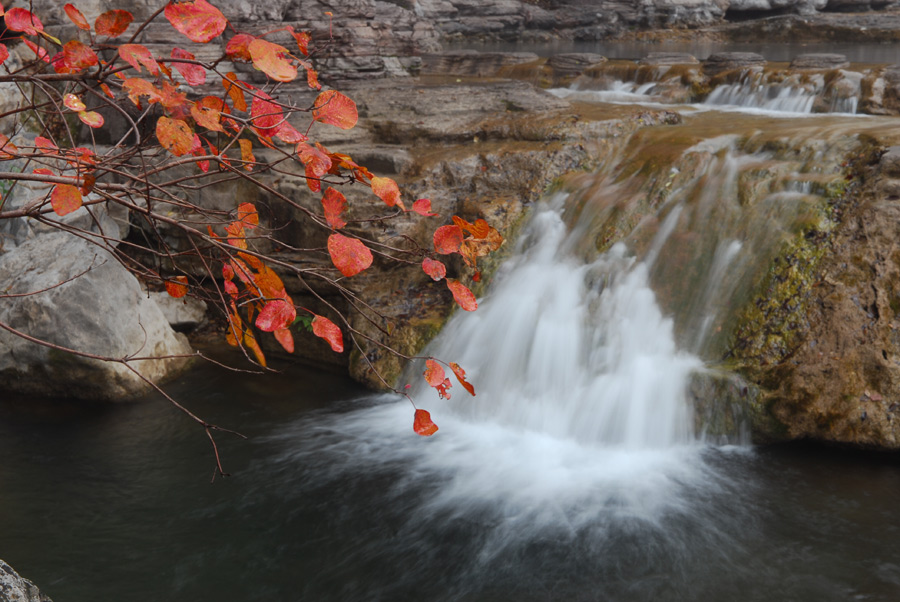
{"left": 790, "top": 53, "right": 851, "bottom": 70}
{"left": 0, "top": 560, "right": 51, "bottom": 602}
{"left": 703, "top": 52, "right": 766, "bottom": 76}
{"left": 0, "top": 231, "right": 192, "bottom": 401}
{"left": 149, "top": 292, "right": 208, "bottom": 332}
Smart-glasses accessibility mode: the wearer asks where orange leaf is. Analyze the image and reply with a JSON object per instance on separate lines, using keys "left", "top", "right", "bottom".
{"left": 412, "top": 198, "right": 438, "bottom": 217}
{"left": 190, "top": 103, "right": 224, "bottom": 132}
{"left": 6, "top": 8, "right": 44, "bottom": 36}
{"left": 305, "top": 164, "right": 321, "bottom": 192}
{"left": 274, "top": 328, "right": 294, "bottom": 353}
{"left": 165, "top": 275, "right": 189, "bottom": 298}
{"left": 63, "top": 93, "right": 86, "bottom": 112}
{"left": 80, "top": 173, "right": 97, "bottom": 195}
{"left": 226, "top": 33, "right": 254, "bottom": 61}
{"left": 171, "top": 48, "right": 206, "bottom": 85}
{"left": 304, "top": 62, "right": 321, "bottom": 90}
{"left": 433, "top": 225, "right": 463, "bottom": 255}
{"left": 60, "top": 40, "right": 98, "bottom": 72}
{"left": 164, "top": 0, "right": 227, "bottom": 44}
{"left": 447, "top": 279, "right": 477, "bottom": 311}
{"left": 34, "top": 137, "right": 57, "bottom": 153}
{"left": 224, "top": 221, "right": 247, "bottom": 249}
{"left": 312, "top": 90, "right": 358, "bottom": 130}
{"left": 256, "top": 299, "right": 296, "bottom": 332}
{"left": 123, "top": 78, "right": 161, "bottom": 106}
{"left": 421, "top": 257, "right": 446, "bottom": 281}
{"left": 244, "top": 329, "right": 267, "bottom": 367}
{"left": 99, "top": 83, "right": 115, "bottom": 99}
{"left": 95, "top": 10, "right": 133, "bottom": 37}
{"left": 33, "top": 168, "right": 53, "bottom": 175}
{"left": 423, "top": 358, "right": 445, "bottom": 387}
{"left": 371, "top": 176, "right": 403, "bottom": 210}
{"left": 312, "top": 315, "right": 343, "bottom": 352}
{"left": 327, "top": 233, "right": 373, "bottom": 277}
{"left": 236, "top": 202, "right": 259, "bottom": 229}
{"left": 413, "top": 409, "right": 439, "bottom": 436}
{"left": 449, "top": 362, "right": 475, "bottom": 396}
{"left": 64, "top": 4, "right": 91, "bottom": 30}
{"left": 0, "top": 135, "right": 11, "bottom": 160}
{"left": 156, "top": 117, "right": 195, "bottom": 156}
{"left": 225, "top": 302, "right": 242, "bottom": 346}
{"left": 248, "top": 38, "right": 296, "bottom": 83}
{"left": 222, "top": 73, "right": 247, "bottom": 112}
{"left": 238, "top": 139, "right": 255, "bottom": 170}
{"left": 250, "top": 90, "right": 284, "bottom": 137}
{"left": 321, "top": 187, "right": 347, "bottom": 229}
{"left": 118, "top": 44, "right": 160, "bottom": 75}
{"left": 78, "top": 111, "right": 104, "bottom": 128}
{"left": 51, "top": 184, "right": 83, "bottom": 216}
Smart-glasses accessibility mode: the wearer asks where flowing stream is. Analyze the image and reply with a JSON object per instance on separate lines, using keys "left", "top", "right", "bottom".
{"left": 2, "top": 56, "right": 900, "bottom": 602}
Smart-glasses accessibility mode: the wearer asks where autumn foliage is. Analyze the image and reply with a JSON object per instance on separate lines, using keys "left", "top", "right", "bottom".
{"left": 0, "top": 1, "right": 502, "bottom": 444}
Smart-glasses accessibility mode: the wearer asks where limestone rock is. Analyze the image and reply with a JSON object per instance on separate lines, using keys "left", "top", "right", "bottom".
{"left": 703, "top": 52, "right": 766, "bottom": 76}
{"left": 0, "top": 232, "right": 192, "bottom": 401}
{"left": 547, "top": 53, "right": 608, "bottom": 78}
{"left": 790, "top": 53, "right": 851, "bottom": 70}
{"left": 639, "top": 52, "right": 700, "bottom": 65}
{"left": 421, "top": 50, "right": 540, "bottom": 77}
{"left": 0, "top": 560, "right": 51, "bottom": 602}
{"left": 149, "top": 292, "right": 208, "bottom": 332}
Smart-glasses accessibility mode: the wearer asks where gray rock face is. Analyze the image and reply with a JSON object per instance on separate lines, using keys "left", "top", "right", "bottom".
{"left": 0, "top": 560, "right": 51, "bottom": 602}
{"left": 639, "top": 52, "right": 700, "bottom": 65}
{"left": 790, "top": 53, "right": 850, "bottom": 70}
{"left": 703, "top": 52, "right": 767, "bottom": 76}
{"left": 547, "top": 53, "right": 608, "bottom": 78}
{"left": 421, "top": 50, "right": 540, "bottom": 76}
{"left": 0, "top": 231, "right": 192, "bottom": 401}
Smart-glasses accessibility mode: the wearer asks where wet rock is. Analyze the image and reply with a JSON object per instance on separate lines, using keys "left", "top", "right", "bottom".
{"left": 546, "top": 53, "right": 608, "bottom": 78}
{"left": 790, "top": 53, "right": 851, "bottom": 70}
{"left": 639, "top": 52, "right": 700, "bottom": 66}
{"left": 0, "top": 559, "right": 52, "bottom": 602}
{"left": 879, "top": 146, "right": 900, "bottom": 178}
{"left": 421, "top": 50, "right": 540, "bottom": 77}
{"left": 702, "top": 52, "right": 766, "bottom": 76}
{"left": 688, "top": 369, "right": 755, "bottom": 445}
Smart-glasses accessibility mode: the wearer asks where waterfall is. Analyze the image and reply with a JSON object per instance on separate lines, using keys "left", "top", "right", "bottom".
{"left": 416, "top": 195, "right": 700, "bottom": 449}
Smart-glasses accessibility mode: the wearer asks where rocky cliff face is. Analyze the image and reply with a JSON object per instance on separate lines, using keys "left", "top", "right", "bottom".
{"left": 0, "top": 560, "right": 51, "bottom": 602}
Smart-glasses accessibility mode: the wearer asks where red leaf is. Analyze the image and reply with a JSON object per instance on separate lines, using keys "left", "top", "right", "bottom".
{"left": 164, "top": 0, "right": 227, "bottom": 44}
{"left": 22, "top": 39, "right": 49, "bottom": 63}
{"left": 422, "top": 258, "right": 446, "bottom": 281}
{"left": 371, "top": 176, "right": 403, "bottom": 209}
{"left": 312, "top": 315, "right": 343, "bottom": 352}
{"left": 327, "top": 233, "right": 373, "bottom": 277}
{"left": 0, "top": 134, "right": 17, "bottom": 159}
{"left": 6, "top": 8, "right": 44, "bottom": 35}
{"left": 165, "top": 275, "right": 189, "bottom": 298}
{"left": 119, "top": 44, "right": 160, "bottom": 75}
{"left": 413, "top": 409, "right": 439, "bottom": 436}
{"left": 244, "top": 329, "right": 267, "bottom": 367}
{"left": 51, "top": 184, "right": 83, "bottom": 216}
{"left": 412, "top": 198, "right": 438, "bottom": 217}
{"left": 156, "top": 117, "right": 194, "bottom": 156}
{"left": 95, "top": 10, "right": 133, "bottom": 37}
{"left": 248, "top": 38, "right": 296, "bottom": 83}
{"left": 312, "top": 90, "right": 358, "bottom": 130}
{"left": 433, "top": 225, "right": 463, "bottom": 255}
{"left": 322, "top": 187, "right": 348, "bottom": 229}
{"left": 64, "top": 4, "right": 91, "bottom": 30}
{"left": 60, "top": 40, "right": 98, "bottom": 72}
{"left": 123, "top": 78, "right": 161, "bottom": 106}
{"left": 0, "top": 44, "right": 8, "bottom": 67}
{"left": 275, "top": 122, "right": 307, "bottom": 144}
{"left": 78, "top": 111, "right": 104, "bottom": 128}
{"left": 171, "top": 48, "right": 206, "bottom": 85}
{"left": 35, "top": 137, "right": 57, "bottom": 152}
{"left": 449, "top": 362, "right": 475, "bottom": 396}
{"left": 297, "top": 142, "right": 332, "bottom": 178}
{"left": 256, "top": 298, "right": 296, "bottom": 332}
{"left": 224, "top": 280, "right": 238, "bottom": 296}
{"left": 274, "top": 328, "right": 294, "bottom": 353}
{"left": 291, "top": 29, "right": 311, "bottom": 56}
{"left": 226, "top": 33, "right": 254, "bottom": 61}
{"left": 447, "top": 279, "right": 477, "bottom": 311}
{"left": 250, "top": 90, "right": 284, "bottom": 137}
{"left": 63, "top": 93, "right": 86, "bottom": 112}
{"left": 424, "top": 359, "right": 446, "bottom": 387}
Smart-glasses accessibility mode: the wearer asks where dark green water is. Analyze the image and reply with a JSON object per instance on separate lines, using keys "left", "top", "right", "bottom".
{"left": 1, "top": 357, "right": 899, "bottom": 602}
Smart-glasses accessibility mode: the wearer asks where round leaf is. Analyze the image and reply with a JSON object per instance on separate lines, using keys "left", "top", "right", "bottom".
{"left": 248, "top": 38, "right": 297, "bottom": 83}
{"left": 312, "top": 90, "right": 358, "bottom": 130}
{"left": 433, "top": 224, "right": 463, "bottom": 255}
{"left": 312, "top": 315, "right": 343, "bottom": 352}
{"left": 51, "top": 184, "right": 83, "bottom": 216}
{"left": 447, "top": 279, "right": 477, "bottom": 312}
{"left": 413, "top": 409, "right": 439, "bottom": 436}
{"left": 156, "top": 117, "right": 194, "bottom": 156}
{"left": 165, "top": 0, "right": 227, "bottom": 44}
{"left": 327, "top": 233, "right": 373, "bottom": 277}
{"left": 95, "top": 10, "right": 133, "bottom": 37}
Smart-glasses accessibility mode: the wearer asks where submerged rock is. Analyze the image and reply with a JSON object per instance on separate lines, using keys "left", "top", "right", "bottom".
{"left": 0, "top": 559, "right": 51, "bottom": 602}
{"left": 546, "top": 53, "right": 608, "bottom": 78}
{"left": 702, "top": 52, "right": 766, "bottom": 76}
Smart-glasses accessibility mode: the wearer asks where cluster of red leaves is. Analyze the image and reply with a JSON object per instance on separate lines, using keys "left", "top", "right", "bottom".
{"left": 0, "top": 0, "right": 504, "bottom": 438}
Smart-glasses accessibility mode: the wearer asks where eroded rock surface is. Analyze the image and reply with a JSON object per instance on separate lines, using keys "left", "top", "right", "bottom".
{"left": 0, "top": 560, "right": 52, "bottom": 602}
